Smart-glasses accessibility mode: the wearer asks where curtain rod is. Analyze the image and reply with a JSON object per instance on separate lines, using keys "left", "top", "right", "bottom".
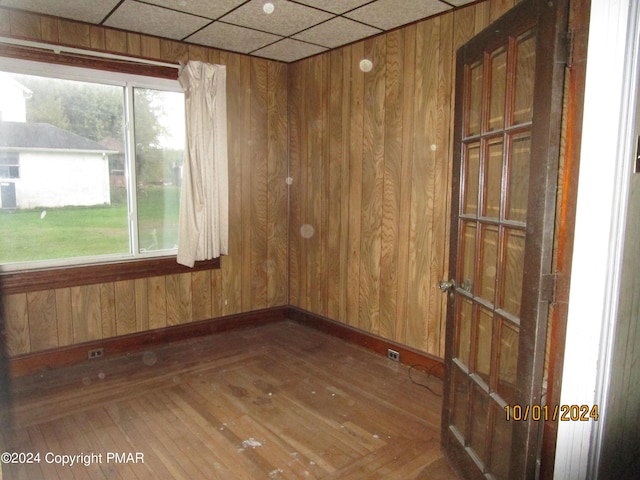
{"left": 0, "top": 36, "right": 180, "bottom": 69}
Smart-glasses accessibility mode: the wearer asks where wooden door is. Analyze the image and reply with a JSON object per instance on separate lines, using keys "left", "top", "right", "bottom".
{"left": 441, "top": 1, "right": 567, "bottom": 478}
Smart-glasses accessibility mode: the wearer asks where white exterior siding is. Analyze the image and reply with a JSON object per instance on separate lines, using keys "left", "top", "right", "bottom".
{"left": 15, "top": 151, "right": 110, "bottom": 208}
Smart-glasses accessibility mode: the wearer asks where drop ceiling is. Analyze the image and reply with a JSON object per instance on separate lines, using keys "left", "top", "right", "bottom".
{"left": 0, "top": 0, "right": 478, "bottom": 63}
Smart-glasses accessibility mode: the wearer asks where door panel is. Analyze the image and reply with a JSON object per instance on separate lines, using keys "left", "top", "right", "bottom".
{"left": 442, "top": 0, "right": 568, "bottom": 478}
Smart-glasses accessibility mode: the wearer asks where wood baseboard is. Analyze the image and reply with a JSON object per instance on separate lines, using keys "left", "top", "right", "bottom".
{"left": 8, "top": 306, "right": 288, "bottom": 377}
{"left": 287, "top": 306, "right": 445, "bottom": 379}
{"left": 7, "top": 305, "right": 444, "bottom": 378}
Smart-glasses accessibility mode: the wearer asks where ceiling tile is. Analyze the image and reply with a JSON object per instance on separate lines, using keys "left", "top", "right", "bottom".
{"left": 221, "top": 0, "right": 333, "bottom": 37}
{"left": 141, "top": 0, "right": 246, "bottom": 19}
{"left": 252, "top": 38, "right": 327, "bottom": 63}
{"left": 293, "top": 17, "right": 381, "bottom": 49}
{"left": 104, "top": 0, "right": 211, "bottom": 40}
{"left": 292, "top": 0, "right": 372, "bottom": 15}
{"left": 0, "top": 0, "right": 121, "bottom": 24}
{"left": 186, "top": 22, "right": 281, "bottom": 54}
{"left": 345, "top": 0, "right": 451, "bottom": 31}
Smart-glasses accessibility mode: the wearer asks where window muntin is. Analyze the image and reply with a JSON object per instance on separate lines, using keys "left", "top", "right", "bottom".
{"left": 0, "top": 58, "right": 184, "bottom": 271}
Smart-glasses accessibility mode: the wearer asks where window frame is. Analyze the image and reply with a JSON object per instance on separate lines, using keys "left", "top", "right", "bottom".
{"left": 0, "top": 53, "right": 216, "bottom": 282}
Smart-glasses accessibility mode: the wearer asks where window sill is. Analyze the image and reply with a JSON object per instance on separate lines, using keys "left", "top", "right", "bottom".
{"left": 0, "top": 257, "right": 220, "bottom": 295}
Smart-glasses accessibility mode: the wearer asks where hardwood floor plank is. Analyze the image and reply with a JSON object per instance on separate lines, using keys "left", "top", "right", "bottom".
{"left": 3, "top": 322, "right": 458, "bottom": 479}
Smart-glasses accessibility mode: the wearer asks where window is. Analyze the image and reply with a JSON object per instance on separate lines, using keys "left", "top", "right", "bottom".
{"left": 0, "top": 153, "right": 19, "bottom": 179}
{"left": 0, "top": 58, "right": 185, "bottom": 271}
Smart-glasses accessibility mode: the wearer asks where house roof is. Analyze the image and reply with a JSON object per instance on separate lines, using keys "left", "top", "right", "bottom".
{"left": 0, "top": 121, "right": 112, "bottom": 152}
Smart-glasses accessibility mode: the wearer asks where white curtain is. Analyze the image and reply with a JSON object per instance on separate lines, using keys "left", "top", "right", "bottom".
{"left": 177, "top": 61, "right": 228, "bottom": 267}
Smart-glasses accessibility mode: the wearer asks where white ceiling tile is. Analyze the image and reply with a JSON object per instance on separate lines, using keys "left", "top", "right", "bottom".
{"left": 292, "top": 0, "right": 372, "bottom": 15}
{"left": 186, "top": 22, "right": 281, "bottom": 54}
{"left": 252, "top": 38, "right": 327, "bottom": 63}
{"left": 345, "top": 0, "right": 451, "bottom": 31}
{"left": 141, "top": 0, "right": 246, "bottom": 19}
{"left": 293, "top": 17, "right": 381, "bottom": 49}
{"left": 104, "top": 0, "right": 211, "bottom": 40}
{"left": 221, "top": 0, "right": 333, "bottom": 37}
{"left": 0, "top": 0, "right": 121, "bottom": 24}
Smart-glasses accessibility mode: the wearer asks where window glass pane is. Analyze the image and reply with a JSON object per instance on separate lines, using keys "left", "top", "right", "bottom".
{"left": 475, "top": 307, "right": 493, "bottom": 381}
{"left": 0, "top": 72, "right": 129, "bottom": 264}
{"left": 479, "top": 224, "right": 499, "bottom": 304}
{"left": 513, "top": 32, "right": 536, "bottom": 125}
{"left": 484, "top": 138, "right": 503, "bottom": 219}
{"left": 490, "top": 402, "right": 513, "bottom": 480}
{"left": 502, "top": 228, "right": 525, "bottom": 317}
{"left": 456, "top": 297, "right": 473, "bottom": 366}
{"left": 497, "top": 319, "right": 519, "bottom": 406}
{"left": 489, "top": 47, "right": 507, "bottom": 132}
{"left": 463, "top": 142, "right": 480, "bottom": 216}
{"left": 134, "top": 88, "right": 184, "bottom": 253}
{"left": 459, "top": 221, "right": 477, "bottom": 293}
{"left": 506, "top": 132, "right": 530, "bottom": 222}
{"left": 467, "top": 62, "right": 483, "bottom": 136}
{"left": 0, "top": 64, "right": 184, "bottom": 269}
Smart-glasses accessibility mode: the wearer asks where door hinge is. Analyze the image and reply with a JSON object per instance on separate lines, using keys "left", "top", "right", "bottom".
{"left": 540, "top": 273, "right": 558, "bottom": 303}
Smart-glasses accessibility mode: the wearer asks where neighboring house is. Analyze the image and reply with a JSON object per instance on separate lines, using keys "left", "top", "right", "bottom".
{"left": 0, "top": 73, "right": 31, "bottom": 122}
{"left": 0, "top": 121, "right": 116, "bottom": 209}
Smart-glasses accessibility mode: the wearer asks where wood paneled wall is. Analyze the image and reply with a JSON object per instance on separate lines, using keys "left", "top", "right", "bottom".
{"left": 0, "top": 0, "right": 519, "bottom": 359}
{"left": 288, "top": 0, "right": 517, "bottom": 357}
{"left": 0, "top": 7, "right": 289, "bottom": 356}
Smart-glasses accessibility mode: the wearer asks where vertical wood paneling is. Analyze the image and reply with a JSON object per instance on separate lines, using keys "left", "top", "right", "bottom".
{"left": 396, "top": 24, "right": 416, "bottom": 345}
{"left": 380, "top": 29, "right": 404, "bottom": 341}
{"left": 27, "top": 290, "right": 58, "bottom": 351}
{"left": 327, "top": 48, "right": 346, "bottom": 321}
{"left": 191, "top": 271, "right": 212, "bottom": 322}
{"left": 105, "top": 29, "right": 127, "bottom": 53}
{"left": 287, "top": 62, "right": 303, "bottom": 308}
{"left": 134, "top": 278, "right": 149, "bottom": 332}
{"left": 3, "top": 294, "right": 29, "bottom": 356}
{"left": 9, "top": 10, "right": 39, "bottom": 39}
{"left": 56, "top": 288, "right": 74, "bottom": 347}
{"left": 267, "top": 61, "right": 289, "bottom": 307}
{"left": 307, "top": 55, "right": 328, "bottom": 315}
{"left": 433, "top": 13, "right": 455, "bottom": 357}
{"left": 71, "top": 285, "right": 102, "bottom": 344}
{"left": 147, "top": 276, "right": 167, "bottom": 330}
{"left": 239, "top": 54, "right": 254, "bottom": 313}
{"left": 58, "top": 19, "right": 90, "bottom": 47}
{"left": 347, "top": 41, "right": 365, "bottom": 329}
{"left": 359, "top": 36, "right": 386, "bottom": 335}
{"left": 220, "top": 51, "right": 247, "bottom": 316}
{"left": 166, "top": 273, "right": 192, "bottom": 326}
{"left": 250, "top": 58, "right": 269, "bottom": 310}
{"left": 287, "top": 1, "right": 513, "bottom": 356}
{"left": 115, "top": 280, "right": 136, "bottom": 336}
{"left": 40, "top": 17, "right": 59, "bottom": 43}
{"left": 99, "top": 284, "right": 116, "bottom": 340}
{"left": 406, "top": 18, "right": 438, "bottom": 352}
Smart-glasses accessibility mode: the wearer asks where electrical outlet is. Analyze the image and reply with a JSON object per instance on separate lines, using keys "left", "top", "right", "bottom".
{"left": 88, "top": 348, "right": 104, "bottom": 359}
{"left": 387, "top": 349, "right": 400, "bottom": 362}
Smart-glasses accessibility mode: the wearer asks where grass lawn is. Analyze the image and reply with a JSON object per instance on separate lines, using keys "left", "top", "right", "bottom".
{"left": 0, "top": 186, "right": 179, "bottom": 265}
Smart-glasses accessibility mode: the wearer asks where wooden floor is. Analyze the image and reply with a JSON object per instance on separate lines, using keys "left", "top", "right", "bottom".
{"left": 1, "top": 321, "right": 459, "bottom": 479}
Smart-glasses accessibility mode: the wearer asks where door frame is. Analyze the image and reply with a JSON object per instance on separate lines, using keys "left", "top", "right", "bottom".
{"left": 442, "top": 0, "right": 569, "bottom": 477}
{"left": 555, "top": 0, "right": 640, "bottom": 478}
